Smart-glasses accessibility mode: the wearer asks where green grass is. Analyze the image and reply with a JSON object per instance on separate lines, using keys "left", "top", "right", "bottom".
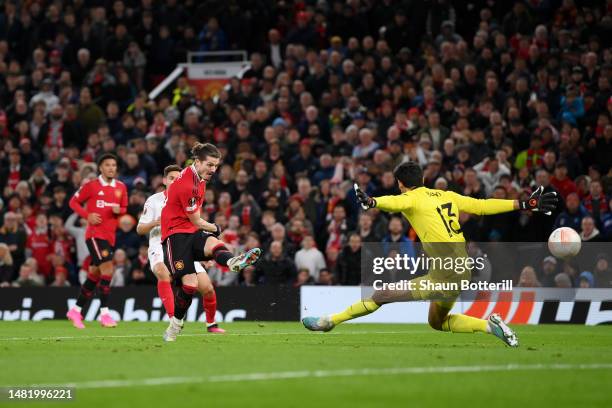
{"left": 0, "top": 321, "right": 611, "bottom": 407}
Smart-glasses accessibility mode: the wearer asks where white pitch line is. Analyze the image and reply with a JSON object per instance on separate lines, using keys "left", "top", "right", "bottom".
{"left": 9, "top": 363, "right": 612, "bottom": 390}
{"left": 0, "top": 331, "right": 423, "bottom": 342}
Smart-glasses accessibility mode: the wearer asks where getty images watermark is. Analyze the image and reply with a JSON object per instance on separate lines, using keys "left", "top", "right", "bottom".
{"left": 370, "top": 252, "right": 513, "bottom": 292}
{"left": 359, "top": 242, "right": 521, "bottom": 301}
{"left": 359, "top": 241, "right": 612, "bottom": 302}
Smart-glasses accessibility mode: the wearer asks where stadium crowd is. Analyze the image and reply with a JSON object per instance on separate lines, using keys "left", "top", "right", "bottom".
{"left": 0, "top": 0, "right": 610, "bottom": 290}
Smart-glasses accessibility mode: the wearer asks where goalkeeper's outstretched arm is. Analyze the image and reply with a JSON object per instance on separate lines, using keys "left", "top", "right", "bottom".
{"left": 355, "top": 184, "right": 557, "bottom": 215}
{"left": 450, "top": 186, "right": 558, "bottom": 215}
{"left": 372, "top": 192, "right": 516, "bottom": 215}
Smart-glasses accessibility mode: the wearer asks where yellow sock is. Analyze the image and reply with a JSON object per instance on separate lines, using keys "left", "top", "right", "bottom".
{"left": 441, "top": 314, "right": 489, "bottom": 333}
{"left": 330, "top": 299, "right": 380, "bottom": 325}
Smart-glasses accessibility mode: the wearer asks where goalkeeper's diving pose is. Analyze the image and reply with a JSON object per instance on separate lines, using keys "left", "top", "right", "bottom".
{"left": 302, "top": 161, "right": 558, "bottom": 347}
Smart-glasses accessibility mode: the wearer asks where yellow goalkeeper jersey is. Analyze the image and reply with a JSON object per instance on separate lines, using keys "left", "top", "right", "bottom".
{"left": 375, "top": 187, "right": 515, "bottom": 243}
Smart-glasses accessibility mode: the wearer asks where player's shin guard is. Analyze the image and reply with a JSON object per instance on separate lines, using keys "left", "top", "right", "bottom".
{"left": 76, "top": 273, "right": 100, "bottom": 308}
{"left": 441, "top": 314, "right": 488, "bottom": 333}
{"left": 98, "top": 275, "right": 112, "bottom": 309}
{"left": 203, "top": 291, "right": 217, "bottom": 324}
{"left": 212, "top": 244, "right": 232, "bottom": 266}
{"left": 330, "top": 299, "right": 380, "bottom": 325}
{"left": 157, "top": 280, "right": 175, "bottom": 318}
{"left": 174, "top": 285, "right": 197, "bottom": 320}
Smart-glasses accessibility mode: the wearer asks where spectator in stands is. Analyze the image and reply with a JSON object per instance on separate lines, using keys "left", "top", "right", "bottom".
{"left": 335, "top": 233, "right": 362, "bottom": 286}
{"left": 111, "top": 249, "right": 129, "bottom": 287}
{"left": 593, "top": 254, "right": 612, "bottom": 288}
{"left": 583, "top": 180, "right": 608, "bottom": 224}
{"left": 0, "top": 243, "right": 14, "bottom": 286}
{"left": 554, "top": 193, "right": 587, "bottom": 232}
{"left": 550, "top": 162, "right": 577, "bottom": 200}
{"left": 293, "top": 267, "right": 315, "bottom": 288}
{"left": 76, "top": 87, "right": 105, "bottom": 135}
{"left": 198, "top": 17, "right": 228, "bottom": 52}
{"left": 115, "top": 215, "right": 140, "bottom": 259}
{"left": 12, "top": 260, "right": 44, "bottom": 287}
{"left": 382, "top": 216, "right": 413, "bottom": 257}
{"left": 474, "top": 155, "right": 511, "bottom": 196}
{"left": 580, "top": 216, "right": 602, "bottom": 242}
{"left": 294, "top": 235, "right": 326, "bottom": 281}
{"left": 0, "top": 149, "right": 29, "bottom": 192}
{"left": 316, "top": 268, "right": 335, "bottom": 286}
{"left": 540, "top": 256, "right": 558, "bottom": 288}
{"left": 0, "top": 211, "right": 27, "bottom": 269}
{"left": 554, "top": 272, "right": 572, "bottom": 289}
{"left": 517, "top": 266, "right": 541, "bottom": 287}
{"left": 240, "top": 266, "right": 257, "bottom": 287}
{"left": 51, "top": 266, "right": 71, "bottom": 287}
{"left": 256, "top": 241, "right": 296, "bottom": 285}
{"left": 356, "top": 213, "right": 380, "bottom": 243}
{"left": 26, "top": 213, "right": 53, "bottom": 280}
{"left": 578, "top": 271, "right": 594, "bottom": 288}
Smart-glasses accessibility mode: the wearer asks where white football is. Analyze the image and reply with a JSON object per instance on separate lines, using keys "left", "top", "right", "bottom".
{"left": 548, "top": 227, "right": 581, "bottom": 259}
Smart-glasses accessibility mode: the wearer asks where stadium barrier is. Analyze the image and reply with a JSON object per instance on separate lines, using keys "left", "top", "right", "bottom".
{"left": 0, "top": 286, "right": 299, "bottom": 322}
{"left": 1, "top": 286, "right": 611, "bottom": 325}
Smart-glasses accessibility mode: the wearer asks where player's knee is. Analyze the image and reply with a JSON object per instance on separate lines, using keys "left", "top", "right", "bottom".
{"left": 182, "top": 274, "right": 198, "bottom": 287}
{"left": 99, "top": 261, "right": 114, "bottom": 274}
{"left": 154, "top": 264, "right": 171, "bottom": 281}
{"left": 200, "top": 282, "right": 213, "bottom": 295}
{"left": 428, "top": 314, "right": 444, "bottom": 331}
{"left": 370, "top": 291, "right": 387, "bottom": 306}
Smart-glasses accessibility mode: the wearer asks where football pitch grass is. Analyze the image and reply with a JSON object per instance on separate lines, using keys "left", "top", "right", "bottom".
{"left": 0, "top": 321, "right": 611, "bottom": 408}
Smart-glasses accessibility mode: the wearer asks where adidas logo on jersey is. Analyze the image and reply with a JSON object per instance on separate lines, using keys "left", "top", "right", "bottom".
{"left": 98, "top": 191, "right": 104, "bottom": 196}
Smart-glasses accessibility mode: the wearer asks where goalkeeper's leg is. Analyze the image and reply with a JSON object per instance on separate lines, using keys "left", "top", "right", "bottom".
{"left": 302, "top": 288, "right": 415, "bottom": 332}
{"left": 429, "top": 301, "right": 488, "bottom": 333}
{"left": 430, "top": 301, "right": 519, "bottom": 347}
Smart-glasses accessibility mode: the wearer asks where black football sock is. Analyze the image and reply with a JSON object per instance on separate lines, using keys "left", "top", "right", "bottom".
{"left": 212, "top": 244, "right": 232, "bottom": 267}
{"left": 76, "top": 273, "right": 100, "bottom": 308}
{"left": 174, "top": 285, "right": 197, "bottom": 320}
{"left": 98, "top": 275, "right": 112, "bottom": 308}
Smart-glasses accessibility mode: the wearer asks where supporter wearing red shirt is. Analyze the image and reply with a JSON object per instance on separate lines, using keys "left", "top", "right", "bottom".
{"left": 51, "top": 223, "right": 75, "bottom": 266}
{"left": 583, "top": 180, "right": 608, "bottom": 221}
{"left": 550, "top": 162, "right": 577, "bottom": 200}
{"left": 67, "top": 154, "right": 127, "bottom": 329}
{"left": 26, "top": 214, "right": 53, "bottom": 279}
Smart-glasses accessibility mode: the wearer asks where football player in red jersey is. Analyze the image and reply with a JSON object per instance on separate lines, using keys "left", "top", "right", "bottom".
{"left": 66, "top": 153, "right": 128, "bottom": 329}
{"left": 137, "top": 165, "right": 226, "bottom": 333}
{"left": 161, "top": 143, "right": 262, "bottom": 341}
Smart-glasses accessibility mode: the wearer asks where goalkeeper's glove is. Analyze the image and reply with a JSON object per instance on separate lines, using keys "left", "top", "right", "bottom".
{"left": 354, "top": 183, "right": 376, "bottom": 210}
{"left": 519, "top": 186, "right": 558, "bottom": 215}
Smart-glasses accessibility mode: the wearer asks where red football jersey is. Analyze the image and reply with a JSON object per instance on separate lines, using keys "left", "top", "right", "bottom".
{"left": 69, "top": 176, "right": 128, "bottom": 246}
{"left": 161, "top": 165, "right": 206, "bottom": 241}
{"left": 26, "top": 229, "right": 52, "bottom": 277}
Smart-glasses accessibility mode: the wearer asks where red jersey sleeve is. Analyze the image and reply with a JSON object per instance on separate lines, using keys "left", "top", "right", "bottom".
{"left": 119, "top": 183, "right": 128, "bottom": 215}
{"left": 69, "top": 182, "right": 91, "bottom": 219}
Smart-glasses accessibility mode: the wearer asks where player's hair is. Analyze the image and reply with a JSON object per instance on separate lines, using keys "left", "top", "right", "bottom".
{"left": 163, "top": 164, "right": 181, "bottom": 177}
{"left": 97, "top": 153, "right": 118, "bottom": 168}
{"left": 393, "top": 161, "right": 423, "bottom": 189}
{"left": 191, "top": 142, "right": 221, "bottom": 161}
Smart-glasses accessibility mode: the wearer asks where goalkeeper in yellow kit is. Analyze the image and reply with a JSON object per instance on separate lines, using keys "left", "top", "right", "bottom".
{"left": 302, "top": 162, "right": 558, "bottom": 347}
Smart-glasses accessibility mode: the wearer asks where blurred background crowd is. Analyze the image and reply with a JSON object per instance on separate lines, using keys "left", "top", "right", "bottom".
{"left": 0, "top": 0, "right": 610, "bottom": 289}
